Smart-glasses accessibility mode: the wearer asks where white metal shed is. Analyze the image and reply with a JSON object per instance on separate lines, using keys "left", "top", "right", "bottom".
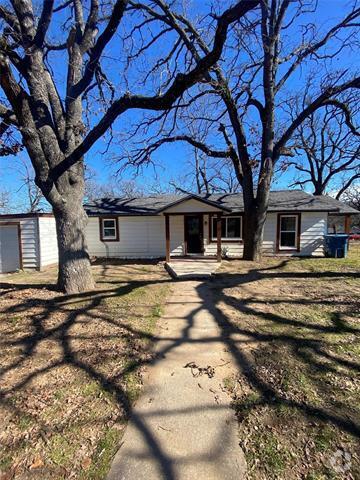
{"left": 0, "top": 213, "right": 58, "bottom": 273}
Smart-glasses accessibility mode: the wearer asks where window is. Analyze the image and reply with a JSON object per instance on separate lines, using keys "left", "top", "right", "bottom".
{"left": 212, "top": 216, "right": 242, "bottom": 240}
{"left": 279, "top": 215, "right": 298, "bottom": 249}
{"left": 100, "top": 218, "right": 119, "bottom": 241}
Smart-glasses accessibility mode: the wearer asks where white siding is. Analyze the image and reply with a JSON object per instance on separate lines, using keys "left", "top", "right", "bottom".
{"left": 38, "top": 216, "right": 58, "bottom": 267}
{"left": 165, "top": 198, "right": 222, "bottom": 214}
{"left": 262, "top": 213, "right": 277, "bottom": 254}
{"left": 86, "top": 211, "right": 326, "bottom": 260}
{"left": 299, "top": 212, "right": 326, "bottom": 256}
{"left": 169, "top": 216, "right": 184, "bottom": 256}
{"left": 203, "top": 212, "right": 326, "bottom": 258}
{"left": 86, "top": 216, "right": 166, "bottom": 258}
{"left": 0, "top": 217, "right": 39, "bottom": 269}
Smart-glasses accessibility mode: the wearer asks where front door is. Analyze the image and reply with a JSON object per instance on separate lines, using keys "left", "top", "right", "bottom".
{"left": 185, "top": 215, "right": 203, "bottom": 254}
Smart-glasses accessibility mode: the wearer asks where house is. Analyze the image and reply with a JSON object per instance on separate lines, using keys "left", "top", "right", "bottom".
{"left": 0, "top": 190, "right": 358, "bottom": 273}
{"left": 83, "top": 190, "right": 358, "bottom": 262}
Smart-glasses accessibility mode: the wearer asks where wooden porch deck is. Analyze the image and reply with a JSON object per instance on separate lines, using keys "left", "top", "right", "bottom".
{"left": 165, "top": 257, "right": 221, "bottom": 279}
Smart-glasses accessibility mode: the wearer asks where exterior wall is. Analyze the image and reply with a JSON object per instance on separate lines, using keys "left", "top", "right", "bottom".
{"left": 86, "top": 216, "right": 166, "bottom": 258}
{"left": 38, "top": 216, "right": 58, "bottom": 267}
{"left": 86, "top": 211, "right": 326, "bottom": 260}
{"left": 169, "top": 216, "right": 184, "bottom": 256}
{"left": 203, "top": 212, "right": 326, "bottom": 258}
{"left": 299, "top": 212, "right": 326, "bottom": 256}
{"left": 0, "top": 217, "right": 39, "bottom": 269}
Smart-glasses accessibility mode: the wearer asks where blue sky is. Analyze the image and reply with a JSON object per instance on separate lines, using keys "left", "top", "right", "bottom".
{"left": 1, "top": 0, "right": 358, "bottom": 210}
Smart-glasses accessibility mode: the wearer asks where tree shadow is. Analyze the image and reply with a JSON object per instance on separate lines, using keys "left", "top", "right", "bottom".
{"left": 0, "top": 258, "right": 359, "bottom": 479}
{"left": 200, "top": 263, "right": 360, "bottom": 440}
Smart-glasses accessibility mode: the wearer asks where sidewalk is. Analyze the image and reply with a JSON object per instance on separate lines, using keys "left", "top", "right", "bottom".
{"left": 107, "top": 280, "right": 246, "bottom": 480}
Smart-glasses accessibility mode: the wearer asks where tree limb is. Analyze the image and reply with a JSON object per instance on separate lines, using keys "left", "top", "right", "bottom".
{"left": 276, "top": 7, "right": 360, "bottom": 92}
{"left": 33, "top": 0, "right": 54, "bottom": 48}
{"left": 54, "top": 0, "right": 260, "bottom": 178}
{"left": 274, "top": 76, "right": 360, "bottom": 161}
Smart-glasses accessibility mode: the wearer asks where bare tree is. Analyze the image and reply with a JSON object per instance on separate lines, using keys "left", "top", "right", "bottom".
{"left": 0, "top": 0, "right": 259, "bottom": 292}
{"left": 12, "top": 157, "right": 45, "bottom": 212}
{"left": 127, "top": 0, "right": 360, "bottom": 260}
{"left": 289, "top": 103, "right": 359, "bottom": 196}
{"left": 340, "top": 185, "right": 360, "bottom": 212}
{"left": 85, "top": 176, "right": 145, "bottom": 201}
{"left": 169, "top": 147, "right": 240, "bottom": 195}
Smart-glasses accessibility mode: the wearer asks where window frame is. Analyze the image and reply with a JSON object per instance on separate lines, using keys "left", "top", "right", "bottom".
{"left": 99, "top": 217, "right": 119, "bottom": 242}
{"left": 277, "top": 213, "right": 301, "bottom": 251}
{"left": 210, "top": 215, "right": 243, "bottom": 242}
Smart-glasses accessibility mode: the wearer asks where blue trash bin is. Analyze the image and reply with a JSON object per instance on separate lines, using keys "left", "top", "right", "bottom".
{"left": 324, "top": 234, "right": 349, "bottom": 258}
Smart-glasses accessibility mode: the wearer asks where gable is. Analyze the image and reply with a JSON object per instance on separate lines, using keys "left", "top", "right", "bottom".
{"left": 163, "top": 197, "right": 225, "bottom": 214}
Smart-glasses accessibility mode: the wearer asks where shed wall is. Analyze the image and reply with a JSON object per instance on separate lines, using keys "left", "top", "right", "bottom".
{"left": 38, "top": 216, "right": 58, "bottom": 267}
{"left": 0, "top": 217, "right": 39, "bottom": 269}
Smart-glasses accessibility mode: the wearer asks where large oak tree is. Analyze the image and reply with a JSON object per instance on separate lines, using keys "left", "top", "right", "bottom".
{"left": 0, "top": 0, "right": 259, "bottom": 292}
{"left": 126, "top": 0, "right": 360, "bottom": 260}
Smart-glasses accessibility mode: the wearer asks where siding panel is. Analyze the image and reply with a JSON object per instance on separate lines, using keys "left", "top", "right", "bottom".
{"left": 38, "top": 217, "right": 58, "bottom": 267}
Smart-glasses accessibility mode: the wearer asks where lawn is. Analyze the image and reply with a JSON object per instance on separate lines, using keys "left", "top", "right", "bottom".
{"left": 1, "top": 246, "right": 359, "bottom": 480}
{"left": 212, "top": 242, "right": 360, "bottom": 480}
{"left": 0, "top": 260, "right": 171, "bottom": 479}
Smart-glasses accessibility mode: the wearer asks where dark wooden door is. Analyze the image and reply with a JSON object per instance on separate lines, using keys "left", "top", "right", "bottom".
{"left": 185, "top": 215, "right": 203, "bottom": 254}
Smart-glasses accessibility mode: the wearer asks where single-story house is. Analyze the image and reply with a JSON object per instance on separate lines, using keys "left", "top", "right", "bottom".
{"left": 0, "top": 190, "right": 358, "bottom": 273}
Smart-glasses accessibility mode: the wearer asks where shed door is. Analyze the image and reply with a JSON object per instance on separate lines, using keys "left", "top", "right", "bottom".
{"left": 0, "top": 225, "right": 21, "bottom": 273}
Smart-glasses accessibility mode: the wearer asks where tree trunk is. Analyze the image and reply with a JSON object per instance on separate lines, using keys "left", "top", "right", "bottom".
{"left": 242, "top": 185, "right": 269, "bottom": 262}
{"left": 54, "top": 202, "right": 94, "bottom": 294}
{"left": 243, "top": 210, "right": 265, "bottom": 261}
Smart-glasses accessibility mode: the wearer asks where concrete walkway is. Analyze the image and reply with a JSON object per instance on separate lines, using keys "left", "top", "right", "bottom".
{"left": 165, "top": 259, "right": 221, "bottom": 279}
{"left": 107, "top": 281, "right": 246, "bottom": 480}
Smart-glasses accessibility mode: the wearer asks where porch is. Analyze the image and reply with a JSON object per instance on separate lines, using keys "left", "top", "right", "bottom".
{"left": 164, "top": 211, "right": 225, "bottom": 263}
{"left": 165, "top": 257, "right": 220, "bottom": 279}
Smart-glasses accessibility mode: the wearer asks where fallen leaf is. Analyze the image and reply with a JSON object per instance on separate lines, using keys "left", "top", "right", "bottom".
{"left": 29, "top": 458, "right": 44, "bottom": 470}
{"left": 81, "top": 457, "right": 92, "bottom": 471}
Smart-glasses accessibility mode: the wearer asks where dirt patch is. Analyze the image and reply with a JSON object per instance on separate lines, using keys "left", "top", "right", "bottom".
{"left": 212, "top": 244, "right": 360, "bottom": 480}
{"left": 0, "top": 261, "right": 171, "bottom": 479}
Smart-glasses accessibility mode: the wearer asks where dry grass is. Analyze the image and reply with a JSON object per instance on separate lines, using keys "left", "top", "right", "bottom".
{"left": 212, "top": 243, "right": 360, "bottom": 479}
{"left": 0, "top": 260, "right": 171, "bottom": 479}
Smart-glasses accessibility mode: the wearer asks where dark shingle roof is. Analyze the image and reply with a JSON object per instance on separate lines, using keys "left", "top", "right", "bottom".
{"left": 84, "top": 190, "right": 359, "bottom": 216}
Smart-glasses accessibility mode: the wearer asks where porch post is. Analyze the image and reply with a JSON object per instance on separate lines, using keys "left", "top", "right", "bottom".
{"left": 165, "top": 214, "right": 170, "bottom": 262}
{"left": 216, "top": 213, "right": 222, "bottom": 262}
{"left": 344, "top": 214, "right": 351, "bottom": 234}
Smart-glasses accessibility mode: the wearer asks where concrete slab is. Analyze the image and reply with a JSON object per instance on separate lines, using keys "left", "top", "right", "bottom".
{"left": 107, "top": 280, "right": 246, "bottom": 480}
{"left": 165, "top": 259, "right": 220, "bottom": 279}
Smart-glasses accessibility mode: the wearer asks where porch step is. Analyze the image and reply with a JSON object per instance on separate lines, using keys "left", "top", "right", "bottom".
{"left": 165, "top": 260, "right": 220, "bottom": 280}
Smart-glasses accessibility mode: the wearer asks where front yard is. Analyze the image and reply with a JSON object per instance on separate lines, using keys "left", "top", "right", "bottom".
{"left": 0, "top": 245, "right": 359, "bottom": 480}
{"left": 0, "top": 261, "right": 171, "bottom": 479}
{"left": 213, "top": 243, "right": 360, "bottom": 479}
